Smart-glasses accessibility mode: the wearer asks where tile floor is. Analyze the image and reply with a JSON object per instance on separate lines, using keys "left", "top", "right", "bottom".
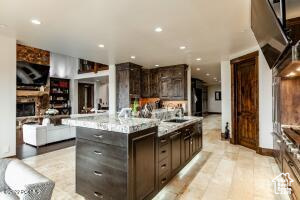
{"left": 23, "top": 115, "right": 290, "bottom": 200}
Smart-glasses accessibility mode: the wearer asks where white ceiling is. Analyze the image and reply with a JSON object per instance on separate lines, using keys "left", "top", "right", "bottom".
{"left": 0, "top": 0, "right": 258, "bottom": 85}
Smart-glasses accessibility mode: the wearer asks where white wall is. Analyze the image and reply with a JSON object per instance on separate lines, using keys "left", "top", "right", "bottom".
{"left": 221, "top": 61, "right": 231, "bottom": 134}
{"left": 208, "top": 85, "right": 221, "bottom": 113}
{"left": 221, "top": 46, "right": 273, "bottom": 149}
{"left": 0, "top": 34, "right": 16, "bottom": 158}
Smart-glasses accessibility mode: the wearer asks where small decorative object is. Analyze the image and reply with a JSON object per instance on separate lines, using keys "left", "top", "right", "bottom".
{"left": 43, "top": 108, "right": 59, "bottom": 126}
{"left": 40, "top": 85, "right": 45, "bottom": 92}
{"left": 132, "top": 99, "right": 139, "bottom": 116}
{"left": 215, "top": 91, "right": 221, "bottom": 101}
{"left": 225, "top": 122, "right": 230, "bottom": 139}
{"left": 45, "top": 108, "right": 59, "bottom": 116}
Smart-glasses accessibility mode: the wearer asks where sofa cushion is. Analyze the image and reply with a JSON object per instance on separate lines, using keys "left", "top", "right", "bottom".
{"left": 0, "top": 191, "right": 19, "bottom": 200}
{"left": 5, "top": 160, "right": 55, "bottom": 200}
{"left": 0, "top": 159, "right": 12, "bottom": 192}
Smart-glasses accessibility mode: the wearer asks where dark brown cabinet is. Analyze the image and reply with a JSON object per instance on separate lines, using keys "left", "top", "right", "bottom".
{"left": 170, "top": 131, "right": 181, "bottom": 174}
{"left": 157, "top": 121, "right": 203, "bottom": 191}
{"left": 172, "top": 77, "right": 185, "bottom": 99}
{"left": 158, "top": 65, "right": 187, "bottom": 100}
{"left": 128, "top": 129, "right": 157, "bottom": 200}
{"left": 150, "top": 69, "right": 160, "bottom": 97}
{"left": 76, "top": 126, "right": 158, "bottom": 200}
{"left": 160, "top": 78, "right": 172, "bottom": 99}
{"left": 141, "top": 69, "right": 151, "bottom": 98}
{"left": 116, "top": 62, "right": 142, "bottom": 111}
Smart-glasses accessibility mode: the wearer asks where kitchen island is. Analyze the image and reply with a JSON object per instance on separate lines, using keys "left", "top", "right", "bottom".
{"left": 62, "top": 114, "right": 202, "bottom": 200}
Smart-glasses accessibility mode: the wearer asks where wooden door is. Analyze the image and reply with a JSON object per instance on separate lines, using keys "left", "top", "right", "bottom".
{"left": 78, "top": 83, "right": 94, "bottom": 113}
{"left": 231, "top": 51, "right": 259, "bottom": 151}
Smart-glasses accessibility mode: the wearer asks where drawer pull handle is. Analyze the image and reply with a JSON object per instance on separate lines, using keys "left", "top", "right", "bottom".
{"left": 94, "top": 171, "right": 103, "bottom": 176}
{"left": 161, "top": 150, "right": 166, "bottom": 154}
{"left": 94, "top": 192, "right": 103, "bottom": 198}
{"left": 161, "top": 178, "right": 167, "bottom": 184}
{"left": 161, "top": 164, "right": 167, "bottom": 169}
{"left": 93, "top": 134, "right": 103, "bottom": 139}
{"left": 94, "top": 151, "right": 102, "bottom": 156}
{"left": 160, "top": 139, "right": 167, "bottom": 143}
{"left": 276, "top": 140, "right": 282, "bottom": 144}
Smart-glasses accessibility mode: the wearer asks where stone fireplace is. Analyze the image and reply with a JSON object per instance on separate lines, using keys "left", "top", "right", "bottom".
{"left": 17, "top": 102, "right": 35, "bottom": 117}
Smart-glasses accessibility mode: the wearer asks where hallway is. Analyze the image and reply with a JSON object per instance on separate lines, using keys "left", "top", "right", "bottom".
{"left": 23, "top": 115, "right": 289, "bottom": 200}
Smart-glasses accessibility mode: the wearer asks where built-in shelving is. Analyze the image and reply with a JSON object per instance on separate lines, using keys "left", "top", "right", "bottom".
{"left": 49, "top": 77, "right": 71, "bottom": 115}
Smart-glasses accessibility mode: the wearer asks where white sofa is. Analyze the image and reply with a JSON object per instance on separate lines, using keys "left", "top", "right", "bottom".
{"left": 0, "top": 159, "right": 55, "bottom": 200}
{"left": 23, "top": 124, "right": 76, "bottom": 147}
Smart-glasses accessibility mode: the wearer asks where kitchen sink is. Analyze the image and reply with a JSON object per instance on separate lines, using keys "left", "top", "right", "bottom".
{"left": 164, "top": 119, "right": 188, "bottom": 123}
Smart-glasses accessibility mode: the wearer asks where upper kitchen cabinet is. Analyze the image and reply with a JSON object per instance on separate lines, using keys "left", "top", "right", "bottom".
{"left": 141, "top": 69, "right": 151, "bottom": 98}
{"left": 150, "top": 68, "right": 160, "bottom": 97}
{"left": 116, "top": 62, "right": 142, "bottom": 111}
{"left": 159, "top": 65, "right": 187, "bottom": 100}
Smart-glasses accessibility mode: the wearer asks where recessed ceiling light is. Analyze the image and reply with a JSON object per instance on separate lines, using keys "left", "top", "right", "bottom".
{"left": 131, "top": 56, "right": 136, "bottom": 59}
{"left": 196, "top": 68, "right": 200, "bottom": 71}
{"left": 31, "top": 19, "right": 41, "bottom": 25}
{"left": 155, "top": 64, "right": 159, "bottom": 67}
{"left": 155, "top": 27, "right": 162, "bottom": 32}
{"left": 0, "top": 24, "right": 7, "bottom": 28}
{"left": 179, "top": 46, "right": 186, "bottom": 50}
{"left": 196, "top": 58, "right": 202, "bottom": 61}
{"left": 206, "top": 73, "right": 210, "bottom": 76}
{"left": 296, "top": 67, "right": 300, "bottom": 72}
{"left": 287, "top": 72, "right": 296, "bottom": 77}
{"left": 214, "top": 77, "right": 217, "bottom": 79}
{"left": 98, "top": 44, "right": 104, "bottom": 48}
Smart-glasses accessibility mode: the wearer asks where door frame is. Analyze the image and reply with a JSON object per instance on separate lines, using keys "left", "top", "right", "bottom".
{"left": 230, "top": 51, "right": 259, "bottom": 152}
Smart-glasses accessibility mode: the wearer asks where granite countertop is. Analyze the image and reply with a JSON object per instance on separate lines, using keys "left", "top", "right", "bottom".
{"left": 62, "top": 114, "right": 160, "bottom": 134}
{"left": 158, "top": 116, "right": 203, "bottom": 137}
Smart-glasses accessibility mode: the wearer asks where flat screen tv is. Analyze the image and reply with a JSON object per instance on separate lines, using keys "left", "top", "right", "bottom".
{"left": 17, "top": 61, "right": 50, "bottom": 87}
{"left": 251, "top": 0, "right": 291, "bottom": 69}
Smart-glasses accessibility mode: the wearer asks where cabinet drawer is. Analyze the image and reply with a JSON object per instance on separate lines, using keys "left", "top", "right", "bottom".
{"left": 76, "top": 178, "right": 120, "bottom": 200}
{"left": 159, "top": 142, "right": 170, "bottom": 161}
{"left": 77, "top": 127, "right": 127, "bottom": 147}
{"left": 77, "top": 158, "right": 127, "bottom": 199}
{"left": 159, "top": 157, "right": 170, "bottom": 176}
{"left": 159, "top": 136, "right": 169, "bottom": 147}
{"left": 76, "top": 139, "right": 127, "bottom": 171}
{"left": 159, "top": 171, "right": 170, "bottom": 190}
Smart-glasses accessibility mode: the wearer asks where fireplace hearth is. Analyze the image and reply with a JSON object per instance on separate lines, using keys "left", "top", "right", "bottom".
{"left": 17, "top": 102, "right": 35, "bottom": 117}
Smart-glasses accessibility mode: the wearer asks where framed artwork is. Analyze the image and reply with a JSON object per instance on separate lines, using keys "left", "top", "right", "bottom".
{"left": 215, "top": 91, "right": 221, "bottom": 101}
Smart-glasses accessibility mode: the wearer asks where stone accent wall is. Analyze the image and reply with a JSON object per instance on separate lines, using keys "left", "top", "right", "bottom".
{"left": 17, "top": 44, "right": 50, "bottom": 66}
